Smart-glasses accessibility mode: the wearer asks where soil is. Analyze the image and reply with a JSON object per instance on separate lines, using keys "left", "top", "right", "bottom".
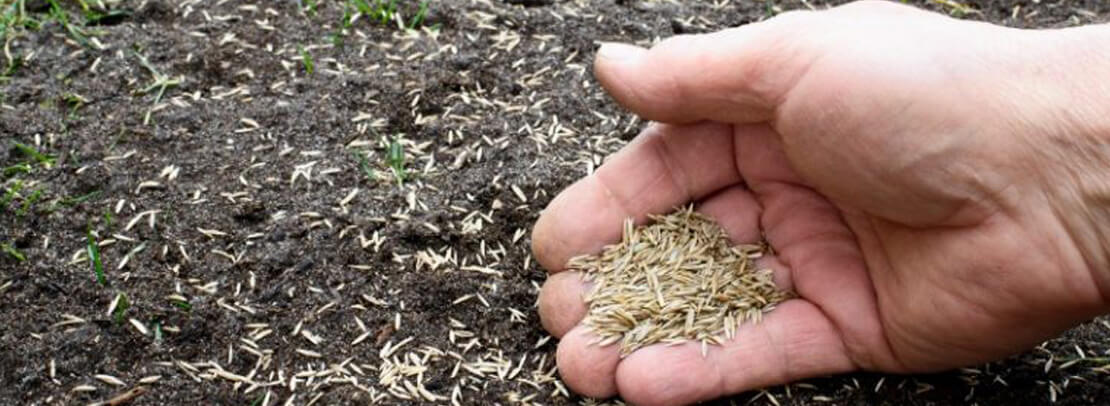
{"left": 1, "top": 0, "right": 1108, "bottom": 405}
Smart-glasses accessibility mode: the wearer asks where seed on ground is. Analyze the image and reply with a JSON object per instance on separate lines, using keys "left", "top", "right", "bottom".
{"left": 570, "top": 206, "right": 791, "bottom": 357}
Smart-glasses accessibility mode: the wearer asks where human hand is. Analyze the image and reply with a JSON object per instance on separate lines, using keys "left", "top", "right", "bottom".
{"left": 532, "top": 1, "right": 1110, "bottom": 405}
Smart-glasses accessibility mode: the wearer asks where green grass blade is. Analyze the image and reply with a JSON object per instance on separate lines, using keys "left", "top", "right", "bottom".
{"left": 387, "top": 136, "right": 406, "bottom": 185}
{"left": 409, "top": 0, "right": 428, "bottom": 29}
{"left": 113, "top": 293, "right": 129, "bottom": 324}
{"left": 2, "top": 163, "right": 31, "bottom": 177}
{"left": 299, "top": 45, "right": 313, "bottom": 75}
{"left": 351, "top": 0, "right": 372, "bottom": 15}
{"left": 87, "top": 226, "right": 106, "bottom": 285}
{"left": 172, "top": 299, "right": 192, "bottom": 311}
{"left": 17, "top": 188, "right": 41, "bottom": 216}
{"left": 60, "top": 189, "right": 101, "bottom": 207}
{"left": 13, "top": 142, "right": 55, "bottom": 166}
{"left": 1, "top": 243, "right": 25, "bottom": 262}
{"left": 355, "top": 151, "right": 376, "bottom": 181}
{"left": 1, "top": 180, "right": 23, "bottom": 211}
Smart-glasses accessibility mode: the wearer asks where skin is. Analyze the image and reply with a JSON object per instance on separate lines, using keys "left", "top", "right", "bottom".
{"left": 531, "top": 2, "right": 1110, "bottom": 405}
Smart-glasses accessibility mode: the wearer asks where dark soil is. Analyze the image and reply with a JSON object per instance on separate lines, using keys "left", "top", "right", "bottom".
{"left": 1, "top": 0, "right": 1108, "bottom": 405}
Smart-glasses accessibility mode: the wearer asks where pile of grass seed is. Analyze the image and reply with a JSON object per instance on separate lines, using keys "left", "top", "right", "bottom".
{"left": 569, "top": 206, "right": 790, "bottom": 357}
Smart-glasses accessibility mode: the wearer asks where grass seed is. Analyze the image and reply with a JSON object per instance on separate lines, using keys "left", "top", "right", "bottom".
{"left": 570, "top": 206, "right": 790, "bottom": 357}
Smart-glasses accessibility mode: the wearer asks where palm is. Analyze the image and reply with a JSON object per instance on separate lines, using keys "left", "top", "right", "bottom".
{"left": 742, "top": 122, "right": 1095, "bottom": 373}
{"left": 532, "top": 121, "right": 867, "bottom": 405}
{"left": 534, "top": 121, "right": 1105, "bottom": 406}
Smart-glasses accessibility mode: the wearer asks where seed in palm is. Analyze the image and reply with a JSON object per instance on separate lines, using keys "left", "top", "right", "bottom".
{"left": 570, "top": 206, "right": 791, "bottom": 357}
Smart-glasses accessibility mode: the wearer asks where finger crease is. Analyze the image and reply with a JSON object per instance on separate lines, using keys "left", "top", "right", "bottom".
{"left": 652, "top": 135, "right": 695, "bottom": 204}
{"left": 594, "top": 171, "right": 636, "bottom": 223}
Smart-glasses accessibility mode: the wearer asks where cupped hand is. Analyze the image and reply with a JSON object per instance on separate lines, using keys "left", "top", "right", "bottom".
{"left": 532, "top": 2, "right": 1110, "bottom": 405}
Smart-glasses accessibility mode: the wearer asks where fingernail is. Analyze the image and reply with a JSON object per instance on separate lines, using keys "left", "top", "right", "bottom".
{"left": 597, "top": 42, "right": 645, "bottom": 61}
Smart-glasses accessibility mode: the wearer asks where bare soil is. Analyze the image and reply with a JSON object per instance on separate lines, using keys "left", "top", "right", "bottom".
{"left": 1, "top": 0, "right": 1108, "bottom": 405}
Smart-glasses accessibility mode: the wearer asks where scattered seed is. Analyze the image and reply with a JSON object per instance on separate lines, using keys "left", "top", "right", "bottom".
{"left": 95, "top": 374, "right": 127, "bottom": 387}
{"left": 129, "top": 318, "right": 150, "bottom": 336}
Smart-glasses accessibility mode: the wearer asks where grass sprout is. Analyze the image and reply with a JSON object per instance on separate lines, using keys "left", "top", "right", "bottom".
{"left": 171, "top": 298, "right": 192, "bottom": 312}
{"left": 72, "top": 0, "right": 130, "bottom": 25}
{"left": 47, "top": 0, "right": 91, "bottom": 47}
{"left": 83, "top": 9, "right": 130, "bottom": 26}
{"left": 17, "top": 188, "right": 41, "bottom": 216}
{"left": 45, "top": 189, "right": 101, "bottom": 213}
{"left": 386, "top": 135, "right": 407, "bottom": 185}
{"left": 1, "top": 179, "right": 22, "bottom": 211}
{"left": 409, "top": 0, "right": 429, "bottom": 29}
{"left": 2, "top": 56, "right": 20, "bottom": 78}
{"left": 2, "top": 43, "right": 22, "bottom": 79}
{"left": 2, "top": 163, "right": 30, "bottom": 177}
{"left": 87, "top": 223, "right": 106, "bottom": 285}
{"left": 374, "top": 0, "right": 399, "bottom": 25}
{"left": 133, "top": 50, "right": 182, "bottom": 125}
{"left": 63, "top": 92, "right": 88, "bottom": 118}
{"left": 112, "top": 292, "right": 130, "bottom": 324}
{"left": 331, "top": 4, "right": 355, "bottom": 46}
{"left": 1, "top": 0, "right": 38, "bottom": 39}
{"left": 342, "top": 0, "right": 430, "bottom": 33}
{"left": 302, "top": 0, "right": 317, "bottom": 16}
{"left": 299, "top": 45, "right": 313, "bottom": 75}
{"left": 351, "top": 0, "right": 397, "bottom": 25}
{"left": 51, "top": 189, "right": 100, "bottom": 212}
{"left": 355, "top": 151, "right": 376, "bottom": 182}
{"left": 1, "top": 242, "right": 24, "bottom": 262}
{"left": 14, "top": 142, "right": 55, "bottom": 167}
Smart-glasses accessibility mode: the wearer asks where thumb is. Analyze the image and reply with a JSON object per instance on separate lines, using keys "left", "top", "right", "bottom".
{"left": 594, "top": 12, "right": 815, "bottom": 124}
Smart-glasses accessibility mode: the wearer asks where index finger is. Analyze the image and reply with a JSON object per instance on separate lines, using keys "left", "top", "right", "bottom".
{"left": 531, "top": 121, "right": 742, "bottom": 272}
